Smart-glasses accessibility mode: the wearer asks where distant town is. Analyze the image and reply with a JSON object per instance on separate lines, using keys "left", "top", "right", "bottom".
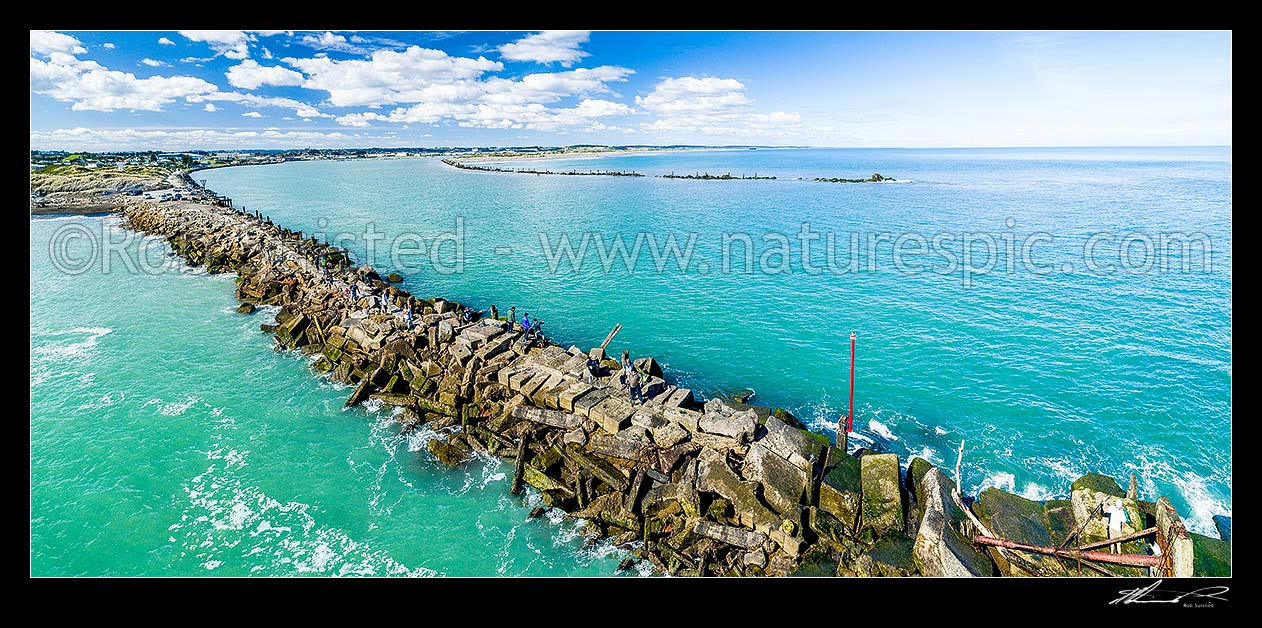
{"left": 28, "top": 144, "right": 761, "bottom": 172}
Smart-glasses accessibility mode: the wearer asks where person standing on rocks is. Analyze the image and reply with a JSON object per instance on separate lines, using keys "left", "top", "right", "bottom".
{"left": 404, "top": 305, "right": 414, "bottom": 330}
{"left": 625, "top": 364, "right": 644, "bottom": 405}
{"left": 507, "top": 306, "right": 516, "bottom": 330}
{"left": 521, "top": 312, "right": 531, "bottom": 334}
{"left": 585, "top": 354, "right": 600, "bottom": 384}
{"left": 1102, "top": 499, "right": 1127, "bottom": 554}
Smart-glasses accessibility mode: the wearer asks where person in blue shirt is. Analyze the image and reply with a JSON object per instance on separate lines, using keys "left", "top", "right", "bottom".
{"left": 521, "top": 312, "right": 531, "bottom": 333}
{"left": 404, "top": 306, "right": 414, "bottom": 330}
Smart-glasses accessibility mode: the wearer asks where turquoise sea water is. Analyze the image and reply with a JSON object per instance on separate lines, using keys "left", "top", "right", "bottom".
{"left": 31, "top": 147, "right": 1231, "bottom": 575}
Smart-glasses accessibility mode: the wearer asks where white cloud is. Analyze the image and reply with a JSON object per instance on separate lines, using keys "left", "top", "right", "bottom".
{"left": 203, "top": 103, "right": 218, "bottom": 112}
{"left": 158, "top": 37, "right": 175, "bottom": 46}
{"left": 178, "top": 30, "right": 251, "bottom": 60}
{"left": 299, "top": 31, "right": 360, "bottom": 53}
{"left": 189, "top": 91, "right": 328, "bottom": 118}
{"left": 482, "top": 66, "right": 633, "bottom": 105}
{"left": 29, "top": 126, "right": 369, "bottom": 151}
{"left": 31, "top": 54, "right": 218, "bottom": 112}
{"left": 225, "top": 59, "right": 305, "bottom": 90}
{"left": 284, "top": 45, "right": 503, "bottom": 107}
{"left": 636, "top": 76, "right": 804, "bottom": 139}
{"left": 140, "top": 58, "right": 168, "bottom": 67}
{"left": 636, "top": 77, "right": 750, "bottom": 114}
{"left": 242, "top": 111, "right": 263, "bottom": 118}
{"left": 102, "top": 42, "right": 116, "bottom": 49}
{"left": 30, "top": 31, "right": 86, "bottom": 55}
{"left": 499, "top": 31, "right": 590, "bottom": 67}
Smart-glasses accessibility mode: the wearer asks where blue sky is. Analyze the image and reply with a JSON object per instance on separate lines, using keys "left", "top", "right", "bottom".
{"left": 30, "top": 30, "right": 1232, "bottom": 150}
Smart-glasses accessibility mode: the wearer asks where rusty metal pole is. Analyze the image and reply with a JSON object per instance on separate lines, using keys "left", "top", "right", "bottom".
{"left": 974, "top": 535, "right": 1162, "bottom": 567}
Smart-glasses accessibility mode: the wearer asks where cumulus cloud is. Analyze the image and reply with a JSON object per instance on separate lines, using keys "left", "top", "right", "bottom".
{"left": 203, "top": 103, "right": 218, "bottom": 112}
{"left": 140, "top": 58, "right": 168, "bottom": 67}
{"left": 29, "top": 126, "right": 366, "bottom": 151}
{"left": 636, "top": 77, "right": 750, "bottom": 114}
{"left": 31, "top": 31, "right": 86, "bottom": 55}
{"left": 499, "top": 31, "right": 590, "bottom": 67}
{"left": 225, "top": 59, "right": 305, "bottom": 90}
{"left": 189, "top": 91, "right": 329, "bottom": 118}
{"left": 636, "top": 76, "right": 803, "bottom": 138}
{"left": 326, "top": 63, "right": 634, "bottom": 131}
{"left": 284, "top": 45, "right": 503, "bottom": 107}
{"left": 31, "top": 53, "right": 218, "bottom": 112}
{"left": 242, "top": 111, "right": 263, "bottom": 118}
{"left": 298, "top": 31, "right": 369, "bottom": 54}
{"left": 158, "top": 37, "right": 175, "bottom": 46}
{"left": 178, "top": 30, "right": 252, "bottom": 59}
{"left": 102, "top": 42, "right": 116, "bottom": 49}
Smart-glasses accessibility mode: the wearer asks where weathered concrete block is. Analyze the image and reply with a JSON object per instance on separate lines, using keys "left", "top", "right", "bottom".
{"left": 973, "top": 487, "right": 1070, "bottom": 577}
{"left": 587, "top": 432, "right": 646, "bottom": 462}
{"left": 696, "top": 449, "right": 779, "bottom": 535}
{"left": 911, "top": 468, "right": 993, "bottom": 577}
{"left": 759, "top": 415, "right": 825, "bottom": 474}
{"left": 860, "top": 453, "right": 904, "bottom": 539}
{"left": 572, "top": 387, "right": 609, "bottom": 418}
{"left": 558, "top": 382, "right": 594, "bottom": 413}
{"left": 819, "top": 452, "right": 861, "bottom": 532}
{"left": 698, "top": 411, "right": 755, "bottom": 442}
{"left": 512, "top": 405, "right": 583, "bottom": 430}
{"left": 693, "top": 520, "right": 768, "bottom": 550}
{"left": 742, "top": 442, "right": 808, "bottom": 514}
{"left": 662, "top": 406, "right": 702, "bottom": 432}
{"left": 589, "top": 396, "right": 635, "bottom": 434}
{"left": 649, "top": 421, "right": 689, "bottom": 449}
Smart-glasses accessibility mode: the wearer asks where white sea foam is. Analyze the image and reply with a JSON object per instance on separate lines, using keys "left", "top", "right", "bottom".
{"left": 32, "top": 326, "right": 112, "bottom": 362}
{"left": 979, "top": 471, "right": 1016, "bottom": 493}
{"left": 868, "top": 418, "right": 899, "bottom": 442}
{"left": 142, "top": 395, "right": 200, "bottom": 417}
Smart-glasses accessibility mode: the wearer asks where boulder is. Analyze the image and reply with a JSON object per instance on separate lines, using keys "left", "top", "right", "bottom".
{"left": 758, "top": 415, "right": 825, "bottom": 474}
{"left": 860, "top": 453, "right": 904, "bottom": 539}
{"left": 649, "top": 421, "right": 689, "bottom": 449}
{"left": 386, "top": 272, "right": 403, "bottom": 283}
{"left": 236, "top": 303, "right": 256, "bottom": 314}
{"left": 1213, "top": 514, "right": 1232, "bottom": 543}
{"left": 427, "top": 437, "right": 471, "bottom": 467}
{"left": 911, "top": 468, "right": 993, "bottom": 576}
{"left": 1190, "top": 532, "right": 1232, "bottom": 576}
{"left": 1070, "top": 472, "right": 1125, "bottom": 497}
{"left": 698, "top": 411, "right": 755, "bottom": 442}
{"left": 512, "top": 405, "right": 583, "bottom": 430}
{"left": 788, "top": 547, "right": 840, "bottom": 577}
{"left": 692, "top": 520, "right": 768, "bottom": 550}
{"left": 973, "top": 487, "right": 1069, "bottom": 577}
{"left": 854, "top": 531, "right": 915, "bottom": 577}
{"left": 741, "top": 442, "right": 808, "bottom": 514}
{"left": 695, "top": 449, "right": 779, "bottom": 534}
{"left": 818, "top": 451, "right": 862, "bottom": 532}
{"left": 1155, "top": 497, "right": 1194, "bottom": 577}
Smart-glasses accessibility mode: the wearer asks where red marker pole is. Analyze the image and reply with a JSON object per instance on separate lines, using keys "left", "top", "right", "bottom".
{"left": 847, "top": 331, "right": 856, "bottom": 433}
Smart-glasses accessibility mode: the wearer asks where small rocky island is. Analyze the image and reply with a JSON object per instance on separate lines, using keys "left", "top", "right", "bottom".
{"left": 814, "top": 172, "right": 896, "bottom": 183}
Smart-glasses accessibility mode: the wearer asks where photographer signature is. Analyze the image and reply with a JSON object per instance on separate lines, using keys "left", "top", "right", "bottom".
{"left": 1111, "top": 580, "right": 1229, "bottom": 605}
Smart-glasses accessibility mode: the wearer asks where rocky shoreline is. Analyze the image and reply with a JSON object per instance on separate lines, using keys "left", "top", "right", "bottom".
{"left": 118, "top": 198, "right": 1230, "bottom": 577}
